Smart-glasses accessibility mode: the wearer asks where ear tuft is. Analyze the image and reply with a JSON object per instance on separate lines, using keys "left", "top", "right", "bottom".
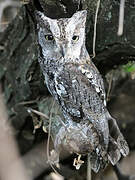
{"left": 35, "top": 10, "right": 45, "bottom": 22}
{"left": 71, "top": 10, "right": 87, "bottom": 26}
{"left": 73, "top": 10, "right": 87, "bottom": 19}
{"left": 78, "top": 10, "right": 87, "bottom": 17}
{"left": 34, "top": 10, "right": 51, "bottom": 28}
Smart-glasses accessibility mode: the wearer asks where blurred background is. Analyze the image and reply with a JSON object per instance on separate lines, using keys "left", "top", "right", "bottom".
{"left": 0, "top": 0, "right": 135, "bottom": 180}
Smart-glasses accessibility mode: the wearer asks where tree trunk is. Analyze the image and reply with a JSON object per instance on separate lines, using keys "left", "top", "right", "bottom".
{"left": 0, "top": 0, "right": 135, "bottom": 179}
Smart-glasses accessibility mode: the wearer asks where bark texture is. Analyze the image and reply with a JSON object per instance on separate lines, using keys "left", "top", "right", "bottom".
{"left": 0, "top": 0, "right": 135, "bottom": 179}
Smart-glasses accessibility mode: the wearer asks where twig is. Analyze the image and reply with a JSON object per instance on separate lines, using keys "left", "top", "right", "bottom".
{"left": 18, "top": 100, "right": 37, "bottom": 105}
{"left": 22, "top": 142, "right": 70, "bottom": 179}
{"left": 27, "top": 104, "right": 62, "bottom": 175}
{"left": 27, "top": 108, "right": 49, "bottom": 120}
{"left": 117, "top": 0, "right": 125, "bottom": 36}
{"left": 87, "top": 154, "right": 91, "bottom": 180}
{"left": 91, "top": 0, "right": 101, "bottom": 59}
{"left": 46, "top": 100, "right": 61, "bottom": 175}
{"left": 106, "top": 70, "right": 113, "bottom": 102}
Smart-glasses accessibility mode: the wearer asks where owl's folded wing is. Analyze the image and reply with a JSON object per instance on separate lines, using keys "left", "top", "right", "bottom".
{"left": 78, "top": 62, "right": 107, "bottom": 106}
{"left": 54, "top": 65, "right": 109, "bottom": 145}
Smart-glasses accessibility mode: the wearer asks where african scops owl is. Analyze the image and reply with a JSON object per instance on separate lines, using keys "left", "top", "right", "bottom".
{"left": 35, "top": 10, "right": 129, "bottom": 172}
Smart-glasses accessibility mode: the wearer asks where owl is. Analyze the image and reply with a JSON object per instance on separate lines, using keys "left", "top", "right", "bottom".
{"left": 35, "top": 10, "right": 129, "bottom": 172}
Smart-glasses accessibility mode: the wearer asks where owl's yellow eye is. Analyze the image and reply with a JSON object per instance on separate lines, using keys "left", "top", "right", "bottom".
{"left": 45, "top": 35, "right": 54, "bottom": 41}
{"left": 72, "top": 35, "right": 79, "bottom": 42}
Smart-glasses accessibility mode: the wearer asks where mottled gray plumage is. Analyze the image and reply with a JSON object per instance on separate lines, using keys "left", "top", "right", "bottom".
{"left": 35, "top": 10, "right": 129, "bottom": 172}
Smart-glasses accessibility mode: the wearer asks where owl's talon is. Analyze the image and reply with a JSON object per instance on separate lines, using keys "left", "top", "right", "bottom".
{"left": 73, "top": 155, "right": 84, "bottom": 170}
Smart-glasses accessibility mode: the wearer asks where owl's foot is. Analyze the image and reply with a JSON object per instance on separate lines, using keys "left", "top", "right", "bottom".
{"left": 113, "top": 164, "right": 135, "bottom": 180}
{"left": 73, "top": 154, "right": 84, "bottom": 170}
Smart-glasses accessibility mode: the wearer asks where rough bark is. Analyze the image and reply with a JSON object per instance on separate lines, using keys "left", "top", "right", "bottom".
{"left": 0, "top": 0, "right": 135, "bottom": 179}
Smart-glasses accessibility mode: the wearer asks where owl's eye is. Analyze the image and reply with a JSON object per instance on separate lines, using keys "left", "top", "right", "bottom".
{"left": 45, "top": 35, "right": 54, "bottom": 41}
{"left": 72, "top": 35, "right": 79, "bottom": 42}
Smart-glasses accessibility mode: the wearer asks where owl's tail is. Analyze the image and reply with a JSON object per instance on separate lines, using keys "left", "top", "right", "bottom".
{"left": 107, "top": 116, "right": 129, "bottom": 165}
{"left": 89, "top": 150, "right": 108, "bottom": 173}
{"left": 89, "top": 115, "right": 129, "bottom": 173}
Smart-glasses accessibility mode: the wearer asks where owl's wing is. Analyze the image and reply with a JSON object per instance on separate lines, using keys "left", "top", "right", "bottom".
{"left": 54, "top": 64, "right": 109, "bottom": 146}
{"left": 78, "top": 62, "right": 107, "bottom": 106}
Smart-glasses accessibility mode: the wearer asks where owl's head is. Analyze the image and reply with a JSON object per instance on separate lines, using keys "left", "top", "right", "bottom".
{"left": 35, "top": 10, "right": 87, "bottom": 64}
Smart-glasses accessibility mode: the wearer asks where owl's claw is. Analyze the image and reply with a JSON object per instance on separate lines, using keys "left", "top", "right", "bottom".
{"left": 73, "top": 154, "right": 84, "bottom": 170}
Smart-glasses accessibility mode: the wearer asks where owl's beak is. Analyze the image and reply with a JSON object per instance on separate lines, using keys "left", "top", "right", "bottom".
{"left": 60, "top": 45, "right": 66, "bottom": 58}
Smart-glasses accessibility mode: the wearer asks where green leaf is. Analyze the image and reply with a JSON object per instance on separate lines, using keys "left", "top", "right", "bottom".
{"left": 123, "top": 62, "right": 135, "bottom": 73}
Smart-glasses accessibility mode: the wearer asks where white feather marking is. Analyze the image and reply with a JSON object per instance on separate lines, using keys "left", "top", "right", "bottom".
{"left": 86, "top": 73, "right": 93, "bottom": 79}
{"left": 95, "top": 87, "right": 100, "bottom": 93}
